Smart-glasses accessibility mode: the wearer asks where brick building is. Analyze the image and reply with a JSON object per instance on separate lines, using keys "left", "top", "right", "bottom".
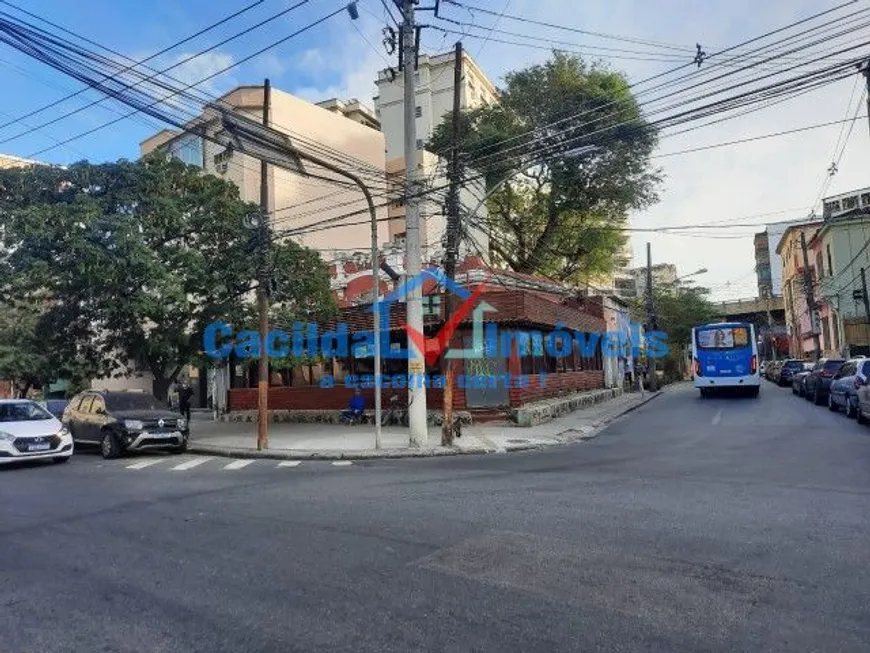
{"left": 225, "top": 260, "right": 608, "bottom": 415}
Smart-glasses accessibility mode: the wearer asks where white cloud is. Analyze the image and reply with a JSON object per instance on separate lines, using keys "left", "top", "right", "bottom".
{"left": 255, "top": 52, "right": 287, "bottom": 79}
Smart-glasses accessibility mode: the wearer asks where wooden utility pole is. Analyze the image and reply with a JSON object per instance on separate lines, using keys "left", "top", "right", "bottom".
{"left": 441, "top": 41, "right": 463, "bottom": 447}
{"left": 800, "top": 231, "right": 821, "bottom": 361}
{"left": 256, "top": 79, "right": 271, "bottom": 450}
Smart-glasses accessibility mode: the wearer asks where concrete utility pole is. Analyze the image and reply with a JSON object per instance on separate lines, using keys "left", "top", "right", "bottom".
{"left": 401, "top": 0, "right": 428, "bottom": 447}
{"left": 860, "top": 268, "right": 870, "bottom": 334}
{"left": 256, "top": 79, "right": 271, "bottom": 451}
{"left": 441, "top": 41, "right": 463, "bottom": 447}
{"left": 800, "top": 231, "right": 821, "bottom": 361}
{"left": 645, "top": 242, "right": 658, "bottom": 392}
{"left": 862, "top": 61, "right": 870, "bottom": 137}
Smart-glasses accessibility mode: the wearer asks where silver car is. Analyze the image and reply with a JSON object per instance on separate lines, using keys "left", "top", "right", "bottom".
{"left": 828, "top": 359, "right": 868, "bottom": 418}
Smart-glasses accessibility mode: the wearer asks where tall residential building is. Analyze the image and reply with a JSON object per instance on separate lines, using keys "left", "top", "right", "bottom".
{"left": 140, "top": 85, "right": 390, "bottom": 255}
{"left": 0, "top": 153, "right": 43, "bottom": 169}
{"left": 315, "top": 98, "right": 380, "bottom": 131}
{"left": 775, "top": 221, "right": 823, "bottom": 357}
{"left": 754, "top": 231, "right": 772, "bottom": 298}
{"left": 374, "top": 50, "right": 499, "bottom": 160}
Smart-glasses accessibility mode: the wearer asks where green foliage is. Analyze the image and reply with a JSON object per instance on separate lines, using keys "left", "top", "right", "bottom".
{"left": 428, "top": 52, "right": 662, "bottom": 283}
{"left": 0, "top": 155, "right": 335, "bottom": 399}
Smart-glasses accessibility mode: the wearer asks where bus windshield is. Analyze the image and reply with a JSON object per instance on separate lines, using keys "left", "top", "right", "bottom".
{"left": 696, "top": 325, "right": 750, "bottom": 350}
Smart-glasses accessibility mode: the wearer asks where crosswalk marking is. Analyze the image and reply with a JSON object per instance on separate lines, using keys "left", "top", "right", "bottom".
{"left": 331, "top": 461, "right": 353, "bottom": 467}
{"left": 171, "top": 457, "right": 213, "bottom": 471}
{"left": 126, "top": 458, "right": 166, "bottom": 470}
{"left": 224, "top": 459, "right": 254, "bottom": 470}
{"left": 278, "top": 461, "right": 301, "bottom": 467}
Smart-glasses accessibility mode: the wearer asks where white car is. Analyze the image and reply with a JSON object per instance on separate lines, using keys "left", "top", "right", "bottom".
{"left": 0, "top": 399, "right": 74, "bottom": 465}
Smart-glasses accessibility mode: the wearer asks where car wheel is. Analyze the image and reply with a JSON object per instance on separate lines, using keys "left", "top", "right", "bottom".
{"left": 828, "top": 393, "right": 839, "bottom": 412}
{"left": 845, "top": 398, "right": 857, "bottom": 419}
{"left": 174, "top": 438, "right": 188, "bottom": 454}
{"left": 814, "top": 388, "right": 824, "bottom": 406}
{"left": 858, "top": 407, "right": 868, "bottom": 425}
{"left": 100, "top": 431, "right": 121, "bottom": 459}
{"left": 791, "top": 384, "right": 798, "bottom": 395}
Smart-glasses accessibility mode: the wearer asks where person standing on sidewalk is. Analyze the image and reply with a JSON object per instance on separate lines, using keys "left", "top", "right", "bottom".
{"left": 178, "top": 382, "right": 193, "bottom": 423}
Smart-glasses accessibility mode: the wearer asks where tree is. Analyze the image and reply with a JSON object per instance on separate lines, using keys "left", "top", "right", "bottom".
{"left": 428, "top": 52, "right": 662, "bottom": 283}
{"left": 0, "top": 155, "right": 334, "bottom": 400}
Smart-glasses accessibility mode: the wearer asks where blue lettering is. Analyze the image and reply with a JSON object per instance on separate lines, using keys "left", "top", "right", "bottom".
{"left": 266, "top": 329, "right": 290, "bottom": 358}
{"left": 647, "top": 331, "right": 670, "bottom": 359}
{"left": 234, "top": 330, "right": 260, "bottom": 358}
{"left": 203, "top": 322, "right": 232, "bottom": 359}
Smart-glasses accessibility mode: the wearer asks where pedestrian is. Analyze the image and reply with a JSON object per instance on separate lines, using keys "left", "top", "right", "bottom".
{"left": 178, "top": 382, "right": 193, "bottom": 423}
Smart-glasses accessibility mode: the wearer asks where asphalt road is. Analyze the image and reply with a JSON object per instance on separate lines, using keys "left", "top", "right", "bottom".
{"left": 2, "top": 382, "right": 869, "bottom": 652}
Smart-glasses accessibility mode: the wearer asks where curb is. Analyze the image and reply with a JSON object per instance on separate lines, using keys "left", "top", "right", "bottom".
{"left": 187, "top": 391, "right": 664, "bottom": 462}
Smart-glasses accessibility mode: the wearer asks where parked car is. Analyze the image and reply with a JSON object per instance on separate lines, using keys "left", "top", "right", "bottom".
{"left": 0, "top": 399, "right": 74, "bottom": 465}
{"left": 828, "top": 359, "right": 869, "bottom": 417}
{"left": 62, "top": 390, "right": 189, "bottom": 459}
{"left": 777, "top": 359, "right": 806, "bottom": 387}
{"left": 857, "top": 362, "right": 870, "bottom": 425}
{"left": 759, "top": 361, "right": 767, "bottom": 377}
{"left": 804, "top": 358, "right": 846, "bottom": 405}
{"left": 791, "top": 362, "right": 815, "bottom": 396}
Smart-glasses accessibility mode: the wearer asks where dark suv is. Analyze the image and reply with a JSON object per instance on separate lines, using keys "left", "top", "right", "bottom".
{"left": 62, "top": 390, "right": 189, "bottom": 459}
{"left": 777, "top": 359, "right": 806, "bottom": 387}
{"left": 804, "top": 358, "right": 846, "bottom": 406}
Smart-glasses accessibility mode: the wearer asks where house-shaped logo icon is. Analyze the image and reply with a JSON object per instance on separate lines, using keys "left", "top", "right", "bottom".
{"left": 376, "top": 267, "right": 496, "bottom": 364}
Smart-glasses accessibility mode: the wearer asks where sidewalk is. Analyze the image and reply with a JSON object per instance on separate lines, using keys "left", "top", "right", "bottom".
{"left": 187, "top": 388, "right": 664, "bottom": 460}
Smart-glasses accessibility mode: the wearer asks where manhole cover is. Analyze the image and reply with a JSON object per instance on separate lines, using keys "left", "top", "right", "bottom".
{"left": 506, "top": 439, "right": 530, "bottom": 444}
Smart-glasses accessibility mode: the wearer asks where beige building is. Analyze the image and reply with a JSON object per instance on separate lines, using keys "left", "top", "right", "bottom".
{"left": 315, "top": 98, "right": 380, "bottom": 131}
{"left": 140, "top": 85, "right": 390, "bottom": 255}
{"left": 374, "top": 50, "right": 499, "bottom": 161}
{"left": 0, "top": 153, "right": 44, "bottom": 169}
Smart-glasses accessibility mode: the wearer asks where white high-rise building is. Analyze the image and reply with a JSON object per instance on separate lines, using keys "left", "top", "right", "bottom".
{"left": 374, "top": 50, "right": 499, "bottom": 161}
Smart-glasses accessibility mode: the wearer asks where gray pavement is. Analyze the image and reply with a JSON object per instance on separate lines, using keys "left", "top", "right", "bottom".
{"left": 2, "top": 381, "right": 870, "bottom": 652}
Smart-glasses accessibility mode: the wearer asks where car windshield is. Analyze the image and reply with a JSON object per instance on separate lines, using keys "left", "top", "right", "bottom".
{"left": 0, "top": 401, "right": 54, "bottom": 422}
{"left": 105, "top": 393, "right": 168, "bottom": 411}
{"left": 824, "top": 360, "right": 845, "bottom": 371}
{"left": 783, "top": 361, "right": 804, "bottom": 369}
{"left": 696, "top": 326, "right": 750, "bottom": 349}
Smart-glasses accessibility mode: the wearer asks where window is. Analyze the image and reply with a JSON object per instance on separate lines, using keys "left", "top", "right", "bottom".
{"left": 826, "top": 244, "right": 833, "bottom": 276}
{"left": 815, "top": 253, "right": 824, "bottom": 278}
{"left": 78, "top": 395, "right": 95, "bottom": 414}
{"left": 862, "top": 192, "right": 870, "bottom": 206}
{"left": 415, "top": 105, "right": 422, "bottom": 118}
{"left": 422, "top": 294, "right": 441, "bottom": 317}
{"left": 844, "top": 196, "right": 858, "bottom": 210}
{"left": 168, "top": 135, "right": 203, "bottom": 168}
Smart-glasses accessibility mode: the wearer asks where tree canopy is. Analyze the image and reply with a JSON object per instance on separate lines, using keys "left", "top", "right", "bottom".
{"left": 428, "top": 52, "right": 662, "bottom": 284}
{"left": 0, "top": 155, "right": 334, "bottom": 399}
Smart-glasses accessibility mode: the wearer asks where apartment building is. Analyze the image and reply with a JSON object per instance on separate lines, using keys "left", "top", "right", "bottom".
{"left": 754, "top": 231, "right": 772, "bottom": 298}
{"left": 775, "top": 221, "right": 823, "bottom": 357}
{"left": 374, "top": 50, "right": 499, "bottom": 161}
{"left": 315, "top": 98, "right": 380, "bottom": 131}
{"left": 140, "top": 85, "right": 390, "bottom": 255}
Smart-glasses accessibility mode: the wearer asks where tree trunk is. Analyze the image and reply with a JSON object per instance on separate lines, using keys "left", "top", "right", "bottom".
{"left": 152, "top": 377, "right": 171, "bottom": 402}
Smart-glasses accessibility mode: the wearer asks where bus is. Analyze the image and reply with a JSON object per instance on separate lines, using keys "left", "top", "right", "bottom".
{"left": 692, "top": 322, "right": 760, "bottom": 398}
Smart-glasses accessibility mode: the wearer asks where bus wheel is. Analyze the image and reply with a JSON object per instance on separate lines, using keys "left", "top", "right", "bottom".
{"left": 700, "top": 388, "right": 708, "bottom": 399}
{"left": 750, "top": 387, "right": 760, "bottom": 398}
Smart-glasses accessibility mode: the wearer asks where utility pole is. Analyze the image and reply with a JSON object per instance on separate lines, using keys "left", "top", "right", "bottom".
{"left": 645, "top": 242, "right": 658, "bottom": 392}
{"left": 862, "top": 61, "right": 870, "bottom": 137}
{"left": 256, "top": 79, "right": 271, "bottom": 450}
{"left": 800, "top": 231, "right": 821, "bottom": 361}
{"left": 860, "top": 268, "right": 870, "bottom": 337}
{"left": 441, "top": 41, "right": 463, "bottom": 447}
{"left": 401, "top": 0, "right": 428, "bottom": 446}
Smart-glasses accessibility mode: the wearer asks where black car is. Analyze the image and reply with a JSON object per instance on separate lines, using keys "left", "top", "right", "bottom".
{"left": 804, "top": 358, "right": 846, "bottom": 406}
{"left": 777, "top": 359, "right": 806, "bottom": 387}
{"left": 62, "top": 390, "right": 189, "bottom": 459}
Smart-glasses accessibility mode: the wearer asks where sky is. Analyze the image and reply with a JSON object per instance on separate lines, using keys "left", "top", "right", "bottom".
{"left": 1, "top": 0, "right": 869, "bottom": 302}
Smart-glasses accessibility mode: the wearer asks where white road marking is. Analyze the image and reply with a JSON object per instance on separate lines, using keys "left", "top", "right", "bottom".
{"left": 171, "top": 457, "right": 213, "bottom": 471}
{"left": 278, "top": 461, "right": 301, "bottom": 467}
{"left": 332, "top": 461, "right": 353, "bottom": 467}
{"left": 224, "top": 459, "right": 254, "bottom": 470}
{"left": 712, "top": 409, "right": 723, "bottom": 425}
{"left": 126, "top": 458, "right": 166, "bottom": 470}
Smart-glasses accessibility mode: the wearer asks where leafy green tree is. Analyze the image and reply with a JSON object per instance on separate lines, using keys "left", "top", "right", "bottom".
{"left": 428, "top": 52, "right": 662, "bottom": 283}
{"left": 0, "top": 155, "right": 334, "bottom": 400}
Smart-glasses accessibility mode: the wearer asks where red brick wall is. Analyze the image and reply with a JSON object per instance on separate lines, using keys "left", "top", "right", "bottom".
{"left": 227, "top": 384, "right": 457, "bottom": 411}
{"left": 508, "top": 370, "right": 605, "bottom": 405}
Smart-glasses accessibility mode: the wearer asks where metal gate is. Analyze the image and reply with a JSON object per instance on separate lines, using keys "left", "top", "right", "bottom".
{"left": 461, "top": 335, "right": 509, "bottom": 407}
